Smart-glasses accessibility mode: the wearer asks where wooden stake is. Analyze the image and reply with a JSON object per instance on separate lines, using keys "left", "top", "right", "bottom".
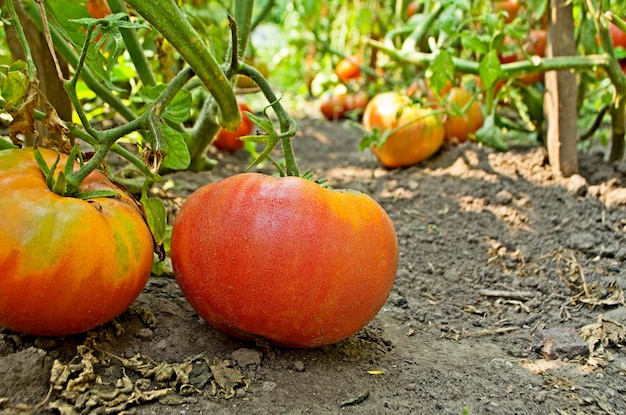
{"left": 544, "top": 0, "right": 578, "bottom": 176}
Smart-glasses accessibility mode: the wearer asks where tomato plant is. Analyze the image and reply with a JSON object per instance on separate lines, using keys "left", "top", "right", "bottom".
{"left": 0, "top": 148, "right": 154, "bottom": 336}
{"left": 170, "top": 173, "right": 398, "bottom": 348}
{"left": 443, "top": 87, "right": 484, "bottom": 145}
{"left": 362, "top": 92, "right": 444, "bottom": 168}
{"left": 213, "top": 102, "right": 254, "bottom": 152}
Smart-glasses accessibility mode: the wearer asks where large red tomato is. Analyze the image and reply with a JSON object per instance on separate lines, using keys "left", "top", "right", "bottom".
{"left": 0, "top": 148, "right": 154, "bottom": 336}
{"left": 213, "top": 102, "right": 253, "bottom": 152}
{"left": 443, "top": 87, "right": 484, "bottom": 145}
{"left": 170, "top": 173, "right": 398, "bottom": 348}
{"left": 362, "top": 92, "right": 444, "bottom": 168}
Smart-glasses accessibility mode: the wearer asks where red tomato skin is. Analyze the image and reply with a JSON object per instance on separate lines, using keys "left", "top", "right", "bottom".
{"left": 213, "top": 103, "right": 253, "bottom": 152}
{"left": 170, "top": 173, "right": 399, "bottom": 348}
{"left": 609, "top": 22, "right": 626, "bottom": 49}
{"left": 363, "top": 92, "right": 445, "bottom": 168}
{"left": 0, "top": 148, "right": 153, "bottom": 336}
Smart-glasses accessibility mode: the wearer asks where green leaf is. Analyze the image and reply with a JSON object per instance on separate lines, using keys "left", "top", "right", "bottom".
{"left": 474, "top": 112, "right": 508, "bottom": 151}
{"left": 427, "top": 50, "right": 454, "bottom": 95}
{"left": 140, "top": 85, "right": 192, "bottom": 123}
{"left": 478, "top": 50, "right": 503, "bottom": 90}
{"left": 141, "top": 195, "right": 167, "bottom": 246}
{"left": 0, "top": 69, "right": 29, "bottom": 109}
{"left": 245, "top": 111, "right": 275, "bottom": 135}
{"left": 161, "top": 124, "right": 191, "bottom": 170}
{"left": 42, "top": 0, "right": 110, "bottom": 85}
{"left": 461, "top": 33, "right": 488, "bottom": 55}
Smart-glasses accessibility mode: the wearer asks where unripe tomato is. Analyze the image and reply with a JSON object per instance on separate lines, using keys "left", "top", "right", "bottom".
{"left": 213, "top": 102, "right": 254, "bottom": 152}
{"left": 0, "top": 148, "right": 153, "bottom": 336}
{"left": 362, "top": 92, "right": 444, "bottom": 168}
{"left": 170, "top": 173, "right": 398, "bottom": 348}
{"left": 236, "top": 59, "right": 270, "bottom": 89}
{"left": 443, "top": 87, "right": 484, "bottom": 145}
{"left": 335, "top": 55, "right": 362, "bottom": 83}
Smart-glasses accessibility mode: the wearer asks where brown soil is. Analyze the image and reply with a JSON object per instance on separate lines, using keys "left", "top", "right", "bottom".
{"left": 1, "top": 115, "right": 626, "bottom": 415}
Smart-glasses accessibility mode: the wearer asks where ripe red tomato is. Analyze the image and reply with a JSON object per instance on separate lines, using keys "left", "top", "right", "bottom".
{"left": 86, "top": 0, "right": 111, "bottom": 18}
{"left": 443, "top": 87, "right": 484, "bottom": 145}
{"left": 362, "top": 92, "right": 445, "bottom": 168}
{"left": 213, "top": 103, "right": 253, "bottom": 152}
{"left": 319, "top": 91, "right": 369, "bottom": 120}
{"left": 492, "top": 0, "right": 522, "bottom": 23}
{"left": 335, "top": 55, "right": 362, "bottom": 83}
{"left": 0, "top": 148, "right": 154, "bottom": 336}
{"left": 170, "top": 173, "right": 398, "bottom": 348}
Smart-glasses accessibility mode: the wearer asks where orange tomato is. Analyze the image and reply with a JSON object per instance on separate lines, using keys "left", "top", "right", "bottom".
{"left": 362, "top": 92, "right": 445, "bottom": 168}
{"left": 0, "top": 148, "right": 153, "bottom": 336}
{"left": 443, "top": 87, "right": 484, "bottom": 145}
{"left": 86, "top": 0, "right": 111, "bottom": 18}
{"left": 335, "top": 55, "right": 362, "bottom": 83}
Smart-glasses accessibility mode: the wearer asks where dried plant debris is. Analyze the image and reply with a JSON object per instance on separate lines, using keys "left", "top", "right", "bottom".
{"left": 579, "top": 315, "right": 626, "bottom": 357}
{"left": 2, "top": 340, "right": 250, "bottom": 414}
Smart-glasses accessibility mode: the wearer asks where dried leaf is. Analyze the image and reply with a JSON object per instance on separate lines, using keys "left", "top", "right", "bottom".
{"left": 579, "top": 314, "right": 626, "bottom": 356}
{"left": 208, "top": 359, "right": 247, "bottom": 398}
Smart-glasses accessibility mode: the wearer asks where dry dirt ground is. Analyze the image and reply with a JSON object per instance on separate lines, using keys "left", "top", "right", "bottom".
{"left": 1, "top": 115, "right": 626, "bottom": 415}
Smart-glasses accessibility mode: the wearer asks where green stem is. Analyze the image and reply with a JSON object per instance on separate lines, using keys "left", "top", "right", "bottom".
{"left": 234, "top": 0, "right": 254, "bottom": 60}
{"left": 4, "top": 0, "right": 37, "bottom": 81}
{"left": 401, "top": 2, "right": 443, "bottom": 52}
{"left": 106, "top": 0, "right": 157, "bottom": 87}
{"left": 124, "top": 0, "right": 241, "bottom": 131}
{"left": 238, "top": 62, "right": 299, "bottom": 176}
{"left": 250, "top": 0, "right": 274, "bottom": 32}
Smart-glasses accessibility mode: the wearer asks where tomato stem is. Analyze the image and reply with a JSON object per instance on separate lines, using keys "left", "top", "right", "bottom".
{"left": 3, "top": 0, "right": 37, "bottom": 81}
{"left": 237, "top": 63, "right": 300, "bottom": 176}
{"left": 124, "top": 0, "right": 241, "bottom": 131}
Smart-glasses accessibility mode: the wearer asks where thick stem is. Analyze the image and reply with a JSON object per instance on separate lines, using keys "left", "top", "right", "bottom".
{"left": 234, "top": 0, "right": 254, "bottom": 60}
{"left": 106, "top": 0, "right": 157, "bottom": 87}
{"left": 124, "top": 0, "right": 240, "bottom": 131}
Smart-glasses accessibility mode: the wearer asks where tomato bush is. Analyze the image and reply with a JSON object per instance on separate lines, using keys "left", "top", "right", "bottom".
{"left": 213, "top": 102, "right": 254, "bottom": 152}
{"left": 170, "top": 173, "right": 399, "bottom": 348}
{"left": 0, "top": 148, "right": 154, "bottom": 336}
{"left": 443, "top": 87, "right": 484, "bottom": 145}
{"left": 362, "top": 92, "right": 444, "bottom": 168}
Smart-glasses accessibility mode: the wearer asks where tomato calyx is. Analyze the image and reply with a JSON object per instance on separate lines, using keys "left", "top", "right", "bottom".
{"left": 34, "top": 146, "right": 118, "bottom": 199}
